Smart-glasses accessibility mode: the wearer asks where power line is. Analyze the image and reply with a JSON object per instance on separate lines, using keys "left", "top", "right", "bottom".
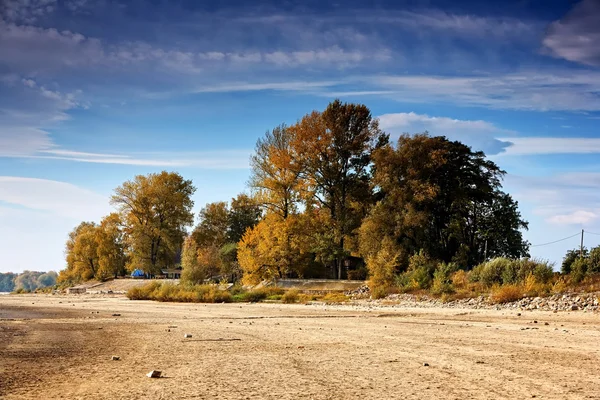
{"left": 530, "top": 232, "right": 581, "bottom": 248}
{"left": 584, "top": 231, "right": 600, "bottom": 236}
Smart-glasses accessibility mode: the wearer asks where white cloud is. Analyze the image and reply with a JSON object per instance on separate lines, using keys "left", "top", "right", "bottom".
{"left": 548, "top": 210, "right": 599, "bottom": 226}
{"left": 0, "top": 78, "right": 82, "bottom": 156}
{"left": 191, "top": 80, "right": 340, "bottom": 93}
{"left": 543, "top": 0, "right": 600, "bottom": 67}
{"left": 24, "top": 149, "right": 253, "bottom": 169}
{"left": 378, "top": 112, "right": 514, "bottom": 155}
{"left": 0, "top": 176, "right": 110, "bottom": 220}
{"left": 500, "top": 138, "right": 600, "bottom": 156}
{"left": 0, "top": 0, "right": 57, "bottom": 23}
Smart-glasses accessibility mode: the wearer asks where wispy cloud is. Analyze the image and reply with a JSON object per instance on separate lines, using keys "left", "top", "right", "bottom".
{"left": 543, "top": 0, "right": 600, "bottom": 67}
{"left": 0, "top": 0, "right": 56, "bottom": 23}
{"left": 500, "top": 138, "right": 600, "bottom": 156}
{"left": 363, "top": 71, "right": 600, "bottom": 112}
{"left": 0, "top": 176, "right": 110, "bottom": 220}
{"left": 28, "top": 149, "right": 253, "bottom": 169}
{"left": 548, "top": 210, "right": 600, "bottom": 226}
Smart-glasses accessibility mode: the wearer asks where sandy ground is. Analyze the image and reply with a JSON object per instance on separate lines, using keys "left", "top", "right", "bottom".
{"left": 1, "top": 295, "right": 600, "bottom": 399}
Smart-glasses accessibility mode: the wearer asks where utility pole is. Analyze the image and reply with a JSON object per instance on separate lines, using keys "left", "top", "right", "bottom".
{"left": 580, "top": 229, "right": 585, "bottom": 258}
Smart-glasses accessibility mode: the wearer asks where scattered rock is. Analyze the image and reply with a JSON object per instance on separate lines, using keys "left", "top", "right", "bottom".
{"left": 111, "top": 356, "right": 120, "bottom": 361}
{"left": 147, "top": 370, "right": 161, "bottom": 378}
{"left": 423, "top": 362, "right": 430, "bottom": 367}
{"left": 184, "top": 334, "right": 192, "bottom": 338}
{"left": 112, "top": 313, "right": 121, "bottom": 317}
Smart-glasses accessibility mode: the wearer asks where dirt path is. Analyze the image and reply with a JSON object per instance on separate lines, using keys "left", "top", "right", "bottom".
{"left": 1, "top": 294, "right": 600, "bottom": 399}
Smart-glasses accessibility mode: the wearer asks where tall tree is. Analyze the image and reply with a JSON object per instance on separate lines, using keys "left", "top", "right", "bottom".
{"left": 250, "top": 124, "right": 305, "bottom": 218}
{"left": 238, "top": 213, "right": 312, "bottom": 284}
{"left": 64, "top": 222, "right": 100, "bottom": 282}
{"left": 361, "top": 134, "right": 529, "bottom": 272}
{"left": 96, "top": 213, "right": 127, "bottom": 280}
{"left": 227, "top": 194, "right": 261, "bottom": 243}
{"left": 289, "top": 100, "right": 388, "bottom": 278}
{"left": 192, "top": 202, "right": 229, "bottom": 248}
{"left": 111, "top": 171, "right": 196, "bottom": 274}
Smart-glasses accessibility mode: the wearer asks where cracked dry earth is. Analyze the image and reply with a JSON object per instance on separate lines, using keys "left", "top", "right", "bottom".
{"left": 1, "top": 295, "right": 600, "bottom": 399}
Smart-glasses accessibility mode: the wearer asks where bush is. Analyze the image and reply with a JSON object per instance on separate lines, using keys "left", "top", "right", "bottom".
{"left": 126, "top": 281, "right": 232, "bottom": 303}
{"left": 281, "top": 289, "right": 299, "bottom": 303}
{"left": 571, "top": 258, "right": 589, "bottom": 284}
{"left": 396, "top": 251, "right": 437, "bottom": 291}
{"left": 479, "top": 258, "right": 511, "bottom": 287}
{"left": 489, "top": 284, "right": 523, "bottom": 304}
{"left": 431, "top": 262, "right": 457, "bottom": 295}
{"left": 451, "top": 270, "right": 469, "bottom": 288}
{"left": 321, "top": 292, "right": 349, "bottom": 303}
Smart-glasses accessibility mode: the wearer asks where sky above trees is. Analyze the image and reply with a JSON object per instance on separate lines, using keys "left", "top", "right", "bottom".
{"left": 1, "top": 0, "right": 600, "bottom": 272}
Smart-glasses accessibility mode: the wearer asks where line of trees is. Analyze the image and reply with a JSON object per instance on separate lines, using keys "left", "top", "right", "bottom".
{"left": 61, "top": 100, "right": 530, "bottom": 289}
{"left": 0, "top": 271, "right": 57, "bottom": 292}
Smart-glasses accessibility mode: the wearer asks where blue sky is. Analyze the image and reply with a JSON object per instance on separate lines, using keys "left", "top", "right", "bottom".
{"left": 1, "top": 0, "right": 600, "bottom": 273}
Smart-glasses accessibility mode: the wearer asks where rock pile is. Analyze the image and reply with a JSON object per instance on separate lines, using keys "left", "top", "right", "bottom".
{"left": 347, "top": 286, "right": 600, "bottom": 312}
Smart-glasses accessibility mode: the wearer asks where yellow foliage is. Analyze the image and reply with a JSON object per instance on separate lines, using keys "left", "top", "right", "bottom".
{"left": 238, "top": 213, "right": 311, "bottom": 284}
{"left": 489, "top": 284, "right": 524, "bottom": 304}
{"left": 451, "top": 270, "right": 469, "bottom": 288}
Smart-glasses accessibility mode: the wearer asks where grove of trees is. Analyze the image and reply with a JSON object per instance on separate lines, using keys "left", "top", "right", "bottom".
{"left": 0, "top": 271, "right": 57, "bottom": 292}
{"left": 61, "top": 100, "right": 530, "bottom": 290}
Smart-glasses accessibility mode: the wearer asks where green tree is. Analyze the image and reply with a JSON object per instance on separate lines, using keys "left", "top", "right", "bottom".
{"left": 227, "top": 194, "right": 261, "bottom": 243}
{"left": 561, "top": 248, "right": 587, "bottom": 274}
{"left": 0, "top": 273, "right": 17, "bottom": 292}
{"left": 111, "top": 171, "right": 196, "bottom": 274}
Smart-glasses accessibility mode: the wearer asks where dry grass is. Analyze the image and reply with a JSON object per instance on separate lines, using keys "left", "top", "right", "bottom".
{"left": 281, "top": 289, "right": 300, "bottom": 304}
{"left": 489, "top": 284, "right": 524, "bottom": 304}
{"left": 321, "top": 292, "right": 350, "bottom": 303}
{"left": 127, "top": 282, "right": 232, "bottom": 303}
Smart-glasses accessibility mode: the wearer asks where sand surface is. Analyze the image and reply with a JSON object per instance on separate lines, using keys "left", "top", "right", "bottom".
{"left": 1, "top": 294, "right": 600, "bottom": 399}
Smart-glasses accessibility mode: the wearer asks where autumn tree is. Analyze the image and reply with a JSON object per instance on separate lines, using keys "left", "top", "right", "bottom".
{"left": 183, "top": 195, "right": 261, "bottom": 283}
{"left": 95, "top": 213, "right": 127, "bottom": 280}
{"left": 63, "top": 222, "right": 100, "bottom": 282}
{"left": 181, "top": 236, "right": 204, "bottom": 284}
{"left": 360, "top": 134, "right": 529, "bottom": 281}
{"left": 238, "top": 213, "right": 312, "bottom": 284}
{"left": 289, "top": 100, "right": 388, "bottom": 278}
{"left": 250, "top": 124, "right": 305, "bottom": 218}
{"left": 111, "top": 171, "right": 195, "bottom": 275}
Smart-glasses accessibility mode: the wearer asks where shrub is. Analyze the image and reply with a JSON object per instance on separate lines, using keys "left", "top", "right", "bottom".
{"left": 242, "top": 289, "right": 267, "bottom": 302}
{"left": 321, "top": 292, "right": 349, "bottom": 303}
{"left": 479, "top": 258, "right": 511, "bottom": 287}
{"left": 396, "top": 251, "right": 437, "bottom": 291}
{"left": 489, "top": 284, "right": 523, "bottom": 304}
{"left": 523, "top": 274, "right": 550, "bottom": 297}
{"left": 431, "top": 262, "right": 457, "bottom": 295}
{"left": 281, "top": 289, "right": 299, "bottom": 303}
{"left": 552, "top": 277, "right": 568, "bottom": 294}
{"left": 451, "top": 270, "right": 469, "bottom": 288}
{"left": 126, "top": 282, "right": 233, "bottom": 303}
{"left": 571, "top": 258, "right": 589, "bottom": 284}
